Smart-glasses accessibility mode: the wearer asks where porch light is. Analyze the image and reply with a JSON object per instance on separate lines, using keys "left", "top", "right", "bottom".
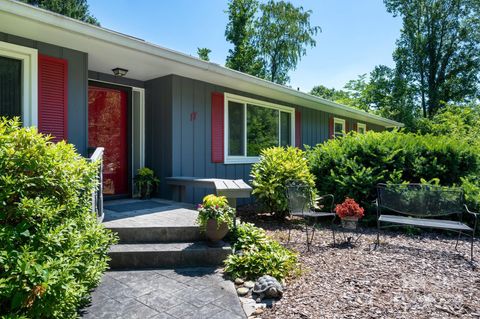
{"left": 112, "top": 67, "right": 128, "bottom": 77}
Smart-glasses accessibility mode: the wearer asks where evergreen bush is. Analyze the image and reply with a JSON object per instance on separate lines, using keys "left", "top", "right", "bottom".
{"left": 307, "top": 130, "right": 480, "bottom": 212}
{"left": 0, "top": 118, "right": 117, "bottom": 318}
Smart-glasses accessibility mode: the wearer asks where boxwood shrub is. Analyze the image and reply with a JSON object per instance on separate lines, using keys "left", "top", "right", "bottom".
{"left": 307, "top": 130, "right": 480, "bottom": 211}
{"left": 251, "top": 146, "right": 316, "bottom": 218}
{"left": 0, "top": 118, "right": 117, "bottom": 318}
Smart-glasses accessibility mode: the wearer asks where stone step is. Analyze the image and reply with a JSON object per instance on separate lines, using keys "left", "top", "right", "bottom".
{"left": 108, "top": 225, "right": 203, "bottom": 243}
{"left": 108, "top": 241, "right": 232, "bottom": 269}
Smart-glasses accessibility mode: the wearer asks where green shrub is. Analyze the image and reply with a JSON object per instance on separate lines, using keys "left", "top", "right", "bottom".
{"left": 308, "top": 130, "right": 480, "bottom": 211}
{"left": 0, "top": 118, "right": 117, "bottom": 318}
{"left": 224, "top": 223, "right": 298, "bottom": 280}
{"left": 251, "top": 146, "right": 316, "bottom": 218}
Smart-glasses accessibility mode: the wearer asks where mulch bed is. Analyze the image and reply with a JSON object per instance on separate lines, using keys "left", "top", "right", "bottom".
{"left": 238, "top": 211, "right": 480, "bottom": 319}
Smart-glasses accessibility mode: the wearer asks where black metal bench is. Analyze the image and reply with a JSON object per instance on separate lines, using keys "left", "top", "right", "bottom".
{"left": 375, "top": 183, "right": 478, "bottom": 261}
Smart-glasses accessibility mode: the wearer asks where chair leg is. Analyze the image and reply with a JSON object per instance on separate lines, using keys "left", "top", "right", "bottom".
{"left": 309, "top": 220, "right": 316, "bottom": 247}
{"left": 304, "top": 220, "right": 310, "bottom": 252}
{"left": 287, "top": 225, "right": 292, "bottom": 245}
{"left": 455, "top": 231, "right": 462, "bottom": 250}
{"left": 471, "top": 232, "right": 475, "bottom": 262}
{"left": 331, "top": 216, "right": 336, "bottom": 246}
{"left": 375, "top": 221, "right": 381, "bottom": 249}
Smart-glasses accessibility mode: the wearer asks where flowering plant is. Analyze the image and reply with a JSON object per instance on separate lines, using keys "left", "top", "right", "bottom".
{"left": 196, "top": 194, "right": 235, "bottom": 231}
{"left": 335, "top": 197, "right": 365, "bottom": 219}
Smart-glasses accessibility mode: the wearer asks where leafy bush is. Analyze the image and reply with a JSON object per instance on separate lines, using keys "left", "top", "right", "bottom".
{"left": 224, "top": 223, "right": 298, "bottom": 280}
{"left": 308, "top": 130, "right": 480, "bottom": 211}
{"left": 251, "top": 146, "right": 316, "bottom": 218}
{"left": 0, "top": 118, "right": 117, "bottom": 318}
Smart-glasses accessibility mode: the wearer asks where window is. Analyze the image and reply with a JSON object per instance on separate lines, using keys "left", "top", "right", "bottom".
{"left": 334, "top": 118, "right": 346, "bottom": 137}
{"left": 0, "top": 41, "right": 38, "bottom": 126}
{"left": 225, "top": 93, "right": 294, "bottom": 163}
{"left": 357, "top": 122, "right": 366, "bottom": 134}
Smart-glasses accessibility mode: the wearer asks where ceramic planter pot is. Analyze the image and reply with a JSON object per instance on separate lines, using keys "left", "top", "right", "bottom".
{"left": 341, "top": 216, "right": 359, "bottom": 230}
{"left": 205, "top": 219, "right": 229, "bottom": 246}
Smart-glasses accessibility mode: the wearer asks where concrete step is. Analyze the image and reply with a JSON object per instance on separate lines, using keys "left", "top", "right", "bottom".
{"left": 108, "top": 241, "right": 232, "bottom": 269}
{"left": 108, "top": 225, "right": 203, "bottom": 243}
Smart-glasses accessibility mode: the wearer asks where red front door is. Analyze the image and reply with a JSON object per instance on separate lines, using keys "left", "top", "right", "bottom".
{"left": 88, "top": 85, "right": 128, "bottom": 196}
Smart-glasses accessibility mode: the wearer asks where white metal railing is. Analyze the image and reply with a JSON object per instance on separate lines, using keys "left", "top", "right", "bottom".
{"left": 89, "top": 147, "right": 104, "bottom": 222}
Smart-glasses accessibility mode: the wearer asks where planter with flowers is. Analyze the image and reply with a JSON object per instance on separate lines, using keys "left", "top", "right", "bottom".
{"left": 197, "top": 194, "right": 235, "bottom": 246}
{"left": 335, "top": 197, "right": 365, "bottom": 230}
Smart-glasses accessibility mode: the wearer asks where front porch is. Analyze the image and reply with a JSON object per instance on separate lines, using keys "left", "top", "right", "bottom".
{"left": 102, "top": 198, "right": 231, "bottom": 269}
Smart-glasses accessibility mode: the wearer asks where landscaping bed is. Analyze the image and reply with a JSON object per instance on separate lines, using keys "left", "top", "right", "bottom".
{"left": 240, "top": 213, "right": 480, "bottom": 319}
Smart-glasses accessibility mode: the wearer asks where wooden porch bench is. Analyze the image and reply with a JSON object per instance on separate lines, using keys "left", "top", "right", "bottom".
{"left": 166, "top": 176, "right": 252, "bottom": 208}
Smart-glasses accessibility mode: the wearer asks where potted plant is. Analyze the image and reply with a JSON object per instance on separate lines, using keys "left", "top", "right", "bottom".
{"left": 197, "top": 194, "right": 235, "bottom": 246}
{"left": 134, "top": 167, "right": 159, "bottom": 199}
{"left": 335, "top": 197, "right": 365, "bottom": 229}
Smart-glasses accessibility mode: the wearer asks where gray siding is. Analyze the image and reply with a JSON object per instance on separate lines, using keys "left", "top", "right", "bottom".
{"left": 163, "top": 75, "right": 387, "bottom": 204}
{"left": 141, "top": 74, "right": 389, "bottom": 204}
{"left": 0, "top": 32, "right": 89, "bottom": 155}
{"left": 145, "top": 75, "right": 173, "bottom": 199}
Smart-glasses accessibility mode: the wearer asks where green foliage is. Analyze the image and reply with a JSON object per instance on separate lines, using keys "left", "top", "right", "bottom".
{"left": 308, "top": 130, "right": 480, "bottom": 210}
{"left": 197, "top": 47, "right": 211, "bottom": 61}
{"left": 196, "top": 195, "right": 235, "bottom": 231}
{"left": 0, "top": 118, "right": 117, "bottom": 318}
{"left": 20, "top": 0, "right": 99, "bottom": 25}
{"left": 224, "top": 223, "right": 298, "bottom": 280}
{"left": 134, "top": 167, "right": 159, "bottom": 199}
{"left": 225, "top": 0, "right": 264, "bottom": 77}
{"left": 385, "top": 0, "right": 480, "bottom": 118}
{"left": 255, "top": 0, "right": 320, "bottom": 84}
{"left": 251, "top": 146, "right": 316, "bottom": 218}
{"left": 418, "top": 104, "right": 480, "bottom": 144}
{"left": 225, "top": 0, "right": 320, "bottom": 85}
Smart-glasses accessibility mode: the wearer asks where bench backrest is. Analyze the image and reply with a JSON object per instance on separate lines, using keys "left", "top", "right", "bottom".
{"left": 286, "top": 181, "right": 311, "bottom": 215}
{"left": 377, "top": 183, "right": 464, "bottom": 217}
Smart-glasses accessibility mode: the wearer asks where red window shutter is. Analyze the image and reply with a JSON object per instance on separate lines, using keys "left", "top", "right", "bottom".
{"left": 328, "top": 115, "right": 334, "bottom": 139}
{"left": 295, "top": 110, "right": 302, "bottom": 148}
{"left": 211, "top": 92, "right": 224, "bottom": 163}
{"left": 353, "top": 122, "right": 358, "bottom": 132}
{"left": 38, "top": 54, "right": 68, "bottom": 142}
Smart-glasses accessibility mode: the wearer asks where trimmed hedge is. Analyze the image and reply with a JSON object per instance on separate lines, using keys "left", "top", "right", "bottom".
{"left": 0, "top": 118, "right": 117, "bottom": 318}
{"left": 307, "top": 130, "right": 480, "bottom": 211}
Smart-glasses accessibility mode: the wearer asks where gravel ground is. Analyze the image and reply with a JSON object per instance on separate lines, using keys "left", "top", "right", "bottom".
{"left": 242, "top": 215, "right": 480, "bottom": 319}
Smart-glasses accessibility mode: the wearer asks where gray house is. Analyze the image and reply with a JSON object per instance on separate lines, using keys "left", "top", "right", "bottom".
{"left": 0, "top": 0, "right": 402, "bottom": 204}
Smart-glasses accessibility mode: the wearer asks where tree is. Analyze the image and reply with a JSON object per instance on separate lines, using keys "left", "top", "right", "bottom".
{"left": 385, "top": 0, "right": 480, "bottom": 118}
{"left": 197, "top": 47, "right": 211, "bottom": 61}
{"left": 225, "top": 0, "right": 264, "bottom": 77}
{"left": 20, "top": 0, "right": 99, "bottom": 25}
{"left": 310, "top": 85, "right": 348, "bottom": 102}
{"left": 254, "top": 1, "right": 320, "bottom": 84}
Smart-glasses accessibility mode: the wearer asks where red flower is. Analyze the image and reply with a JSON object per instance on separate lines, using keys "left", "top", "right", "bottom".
{"left": 335, "top": 197, "right": 364, "bottom": 219}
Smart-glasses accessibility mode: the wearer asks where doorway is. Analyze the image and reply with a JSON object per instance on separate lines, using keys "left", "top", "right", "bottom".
{"left": 88, "top": 84, "right": 129, "bottom": 196}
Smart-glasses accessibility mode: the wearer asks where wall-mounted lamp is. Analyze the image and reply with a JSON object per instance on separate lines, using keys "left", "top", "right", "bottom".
{"left": 112, "top": 67, "right": 128, "bottom": 77}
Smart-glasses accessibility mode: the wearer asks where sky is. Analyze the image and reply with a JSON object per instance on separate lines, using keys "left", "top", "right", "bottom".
{"left": 88, "top": 0, "right": 402, "bottom": 92}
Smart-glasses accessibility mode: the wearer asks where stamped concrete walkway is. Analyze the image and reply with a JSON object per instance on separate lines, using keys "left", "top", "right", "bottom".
{"left": 81, "top": 267, "right": 246, "bottom": 319}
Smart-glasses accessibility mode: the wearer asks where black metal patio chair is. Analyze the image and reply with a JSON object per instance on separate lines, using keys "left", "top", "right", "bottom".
{"left": 286, "top": 181, "right": 336, "bottom": 251}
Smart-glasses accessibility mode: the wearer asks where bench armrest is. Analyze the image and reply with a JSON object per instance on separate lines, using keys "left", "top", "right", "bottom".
{"left": 465, "top": 204, "right": 478, "bottom": 233}
{"left": 465, "top": 204, "right": 479, "bottom": 217}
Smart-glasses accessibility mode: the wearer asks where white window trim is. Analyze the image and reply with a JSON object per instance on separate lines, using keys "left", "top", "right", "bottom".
{"left": 334, "top": 117, "right": 346, "bottom": 137}
{"left": 0, "top": 41, "right": 38, "bottom": 126}
{"left": 224, "top": 93, "right": 295, "bottom": 164}
{"left": 357, "top": 122, "right": 367, "bottom": 133}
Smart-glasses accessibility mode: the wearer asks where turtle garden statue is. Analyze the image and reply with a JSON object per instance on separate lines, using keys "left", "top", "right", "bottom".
{"left": 252, "top": 275, "right": 283, "bottom": 300}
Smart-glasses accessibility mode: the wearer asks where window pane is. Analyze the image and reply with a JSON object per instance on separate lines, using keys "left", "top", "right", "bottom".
{"left": 0, "top": 56, "right": 22, "bottom": 118}
{"left": 247, "top": 104, "right": 279, "bottom": 156}
{"left": 280, "top": 111, "right": 291, "bottom": 146}
{"left": 228, "top": 101, "right": 245, "bottom": 156}
{"left": 334, "top": 122, "right": 344, "bottom": 133}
